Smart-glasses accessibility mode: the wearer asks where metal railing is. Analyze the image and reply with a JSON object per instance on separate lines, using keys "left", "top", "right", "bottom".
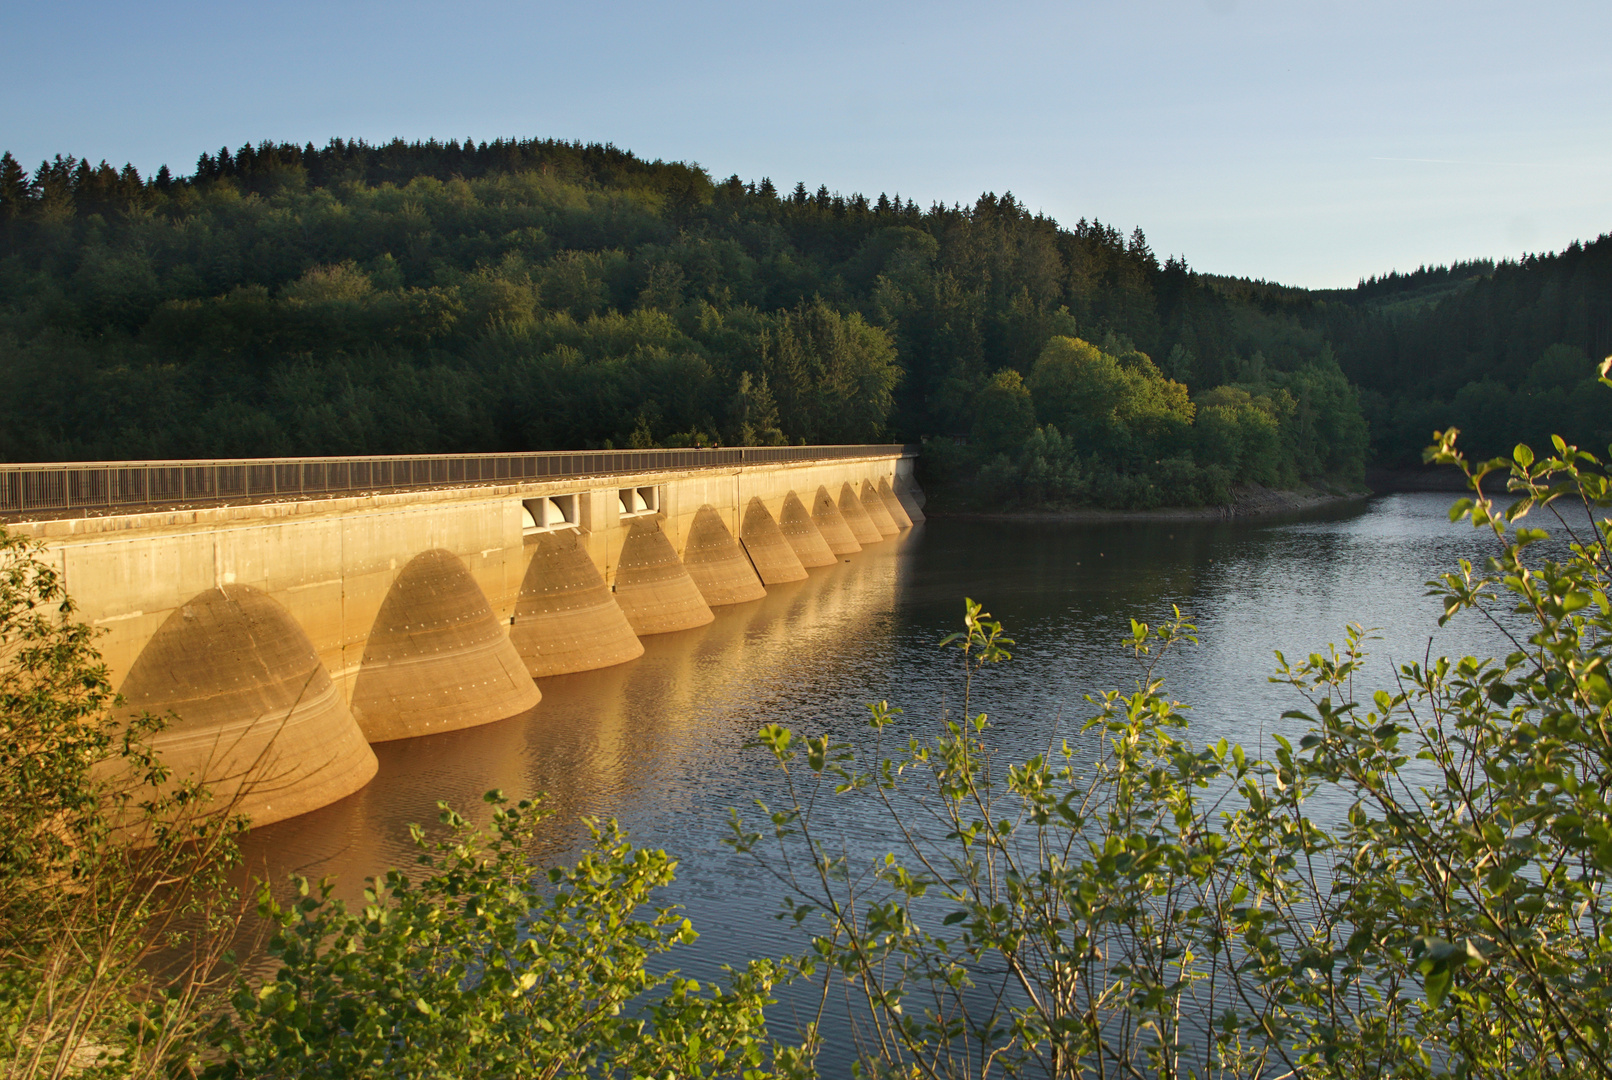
{"left": 0, "top": 445, "right": 914, "bottom": 517}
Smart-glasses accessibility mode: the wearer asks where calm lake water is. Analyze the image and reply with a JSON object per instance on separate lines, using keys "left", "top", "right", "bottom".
{"left": 241, "top": 491, "right": 1525, "bottom": 1047}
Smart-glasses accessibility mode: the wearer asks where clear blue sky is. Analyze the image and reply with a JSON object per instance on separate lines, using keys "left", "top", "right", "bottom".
{"left": 3, "top": 0, "right": 1607, "bottom": 287}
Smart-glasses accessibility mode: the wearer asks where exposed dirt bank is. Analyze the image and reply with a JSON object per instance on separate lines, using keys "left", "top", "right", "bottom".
{"left": 928, "top": 484, "right": 1371, "bottom": 524}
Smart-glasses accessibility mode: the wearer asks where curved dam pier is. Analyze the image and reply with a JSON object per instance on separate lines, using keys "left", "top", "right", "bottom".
{"left": 738, "top": 498, "right": 808, "bottom": 585}
{"left": 351, "top": 549, "right": 541, "bottom": 743}
{"left": 15, "top": 447, "right": 921, "bottom": 825}
{"left": 116, "top": 584, "right": 378, "bottom": 828}
{"left": 512, "top": 529, "right": 644, "bottom": 676}
{"left": 811, "top": 486, "right": 863, "bottom": 555}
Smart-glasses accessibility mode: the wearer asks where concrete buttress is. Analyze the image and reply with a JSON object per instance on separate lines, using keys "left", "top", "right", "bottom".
{"left": 510, "top": 530, "right": 644, "bottom": 677}
{"left": 116, "top": 584, "right": 378, "bottom": 828}
{"left": 680, "top": 505, "right": 768, "bottom": 607}
{"left": 858, "top": 480, "right": 901, "bottom": 537}
{"left": 613, "top": 520, "right": 716, "bottom": 635}
{"left": 877, "top": 478, "right": 914, "bottom": 529}
{"left": 738, "top": 497, "right": 808, "bottom": 585}
{"left": 349, "top": 549, "right": 541, "bottom": 742}
{"left": 813, "top": 486, "right": 863, "bottom": 555}
{"left": 838, "top": 482, "right": 885, "bottom": 546}
{"left": 895, "top": 477, "right": 927, "bottom": 522}
{"left": 778, "top": 491, "right": 839, "bottom": 566}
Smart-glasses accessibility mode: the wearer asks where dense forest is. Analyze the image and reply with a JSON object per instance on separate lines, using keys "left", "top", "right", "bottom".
{"left": 1313, "top": 241, "right": 1612, "bottom": 466}
{"left": 3, "top": 137, "right": 1605, "bottom": 500}
{"left": 0, "top": 137, "right": 1368, "bottom": 508}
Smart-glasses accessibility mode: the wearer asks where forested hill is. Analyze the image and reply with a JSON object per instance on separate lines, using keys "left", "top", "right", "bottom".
{"left": 1312, "top": 239, "right": 1612, "bottom": 467}
{"left": 0, "top": 137, "right": 1364, "bottom": 507}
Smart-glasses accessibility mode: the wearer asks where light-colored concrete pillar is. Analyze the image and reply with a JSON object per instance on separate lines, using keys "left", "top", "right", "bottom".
{"left": 681, "top": 505, "right": 768, "bottom": 607}
{"left": 839, "top": 482, "right": 885, "bottom": 545}
{"left": 613, "top": 520, "right": 715, "bottom": 635}
{"left": 877, "top": 478, "right": 914, "bottom": 529}
{"left": 858, "top": 480, "right": 901, "bottom": 537}
{"left": 510, "top": 529, "right": 644, "bottom": 677}
{"left": 780, "top": 490, "right": 840, "bottom": 565}
{"left": 115, "top": 584, "right": 378, "bottom": 828}
{"left": 348, "top": 549, "right": 541, "bottom": 743}
{"left": 895, "top": 476, "right": 927, "bottom": 522}
{"left": 739, "top": 497, "right": 808, "bottom": 584}
{"left": 814, "top": 485, "right": 864, "bottom": 554}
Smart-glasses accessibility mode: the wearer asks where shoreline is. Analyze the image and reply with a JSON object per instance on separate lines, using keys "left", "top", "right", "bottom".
{"left": 926, "top": 484, "right": 1373, "bottom": 524}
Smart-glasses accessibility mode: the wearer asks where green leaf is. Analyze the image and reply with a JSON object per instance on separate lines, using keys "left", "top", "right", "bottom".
{"left": 1424, "top": 967, "right": 1453, "bottom": 1009}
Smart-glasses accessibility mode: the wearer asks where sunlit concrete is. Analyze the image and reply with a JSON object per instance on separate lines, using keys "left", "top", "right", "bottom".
{"left": 14, "top": 450, "right": 918, "bottom": 824}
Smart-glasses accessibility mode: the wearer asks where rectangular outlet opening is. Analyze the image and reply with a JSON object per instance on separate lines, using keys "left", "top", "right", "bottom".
{"left": 618, "top": 485, "right": 660, "bottom": 519}
{"left": 521, "top": 493, "right": 580, "bottom": 534}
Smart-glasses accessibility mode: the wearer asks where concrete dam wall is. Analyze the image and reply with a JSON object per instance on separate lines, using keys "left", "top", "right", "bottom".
{"left": 11, "top": 448, "right": 922, "bottom": 826}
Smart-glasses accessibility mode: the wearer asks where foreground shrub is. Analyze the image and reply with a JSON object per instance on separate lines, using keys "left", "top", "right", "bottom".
{"left": 209, "top": 792, "right": 811, "bottom": 1080}
{"left": 734, "top": 394, "right": 1612, "bottom": 1077}
{"left": 0, "top": 526, "right": 244, "bottom": 1079}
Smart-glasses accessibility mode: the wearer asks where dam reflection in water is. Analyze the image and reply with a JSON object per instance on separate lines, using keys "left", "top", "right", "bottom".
{"left": 244, "top": 530, "right": 915, "bottom": 897}
{"left": 241, "top": 493, "right": 1520, "bottom": 1055}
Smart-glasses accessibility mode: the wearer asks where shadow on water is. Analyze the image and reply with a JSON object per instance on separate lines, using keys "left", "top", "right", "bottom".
{"left": 239, "top": 492, "right": 1523, "bottom": 1064}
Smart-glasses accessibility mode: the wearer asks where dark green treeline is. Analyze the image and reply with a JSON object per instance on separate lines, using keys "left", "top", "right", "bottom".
{"left": 1223, "top": 242, "right": 1612, "bottom": 468}
{"left": 0, "top": 138, "right": 1364, "bottom": 505}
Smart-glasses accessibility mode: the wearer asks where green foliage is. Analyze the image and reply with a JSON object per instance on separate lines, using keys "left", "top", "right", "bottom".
{"left": 729, "top": 371, "right": 786, "bottom": 447}
{"left": 1193, "top": 384, "right": 1288, "bottom": 485}
{"left": 1026, "top": 335, "right": 1195, "bottom": 466}
{"left": 0, "top": 137, "right": 1362, "bottom": 470}
{"left": 210, "top": 791, "right": 809, "bottom": 1080}
{"left": 734, "top": 405, "right": 1612, "bottom": 1078}
{"left": 760, "top": 299, "right": 900, "bottom": 444}
{"left": 0, "top": 525, "right": 244, "bottom": 1079}
{"left": 934, "top": 334, "right": 1348, "bottom": 510}
{"left": 1313, "top": 237, "right": 1612, "bottom": 467}
{"left": 970, "top": 370, "right": 1036, "bottom": 456}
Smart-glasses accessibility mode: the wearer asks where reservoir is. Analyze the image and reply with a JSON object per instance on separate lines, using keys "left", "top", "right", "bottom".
{"left": 241, "top": 490, "right": 1518, "bottom": 1044}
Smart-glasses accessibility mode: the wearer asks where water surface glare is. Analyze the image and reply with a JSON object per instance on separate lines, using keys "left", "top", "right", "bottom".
{"left": 242, "top": 492, "right": 1524, "bottom": 1048}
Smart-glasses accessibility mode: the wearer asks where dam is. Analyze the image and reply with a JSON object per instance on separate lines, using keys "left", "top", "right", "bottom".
{"left": 2, "top": 445, "right": 922, "bottom": 826}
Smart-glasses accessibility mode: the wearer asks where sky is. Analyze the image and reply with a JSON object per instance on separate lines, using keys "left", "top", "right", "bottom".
{"left": 2, "top": 0, "right": 1608, "bottom": 288}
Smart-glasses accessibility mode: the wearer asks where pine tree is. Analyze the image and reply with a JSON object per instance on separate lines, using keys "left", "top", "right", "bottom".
{"left": 0, "top": 152, "right": 31, "bottom": 218}
{"left": 1128, "top": 226, "right": 1157, "bottom": 270}
{"left": 34, "top": 155, "right": 76, "bottom": 215}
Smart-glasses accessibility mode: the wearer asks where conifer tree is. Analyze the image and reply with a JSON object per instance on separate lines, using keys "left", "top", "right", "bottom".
{"left": 0, "top": 152, "right": 31, "bottom": 218}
